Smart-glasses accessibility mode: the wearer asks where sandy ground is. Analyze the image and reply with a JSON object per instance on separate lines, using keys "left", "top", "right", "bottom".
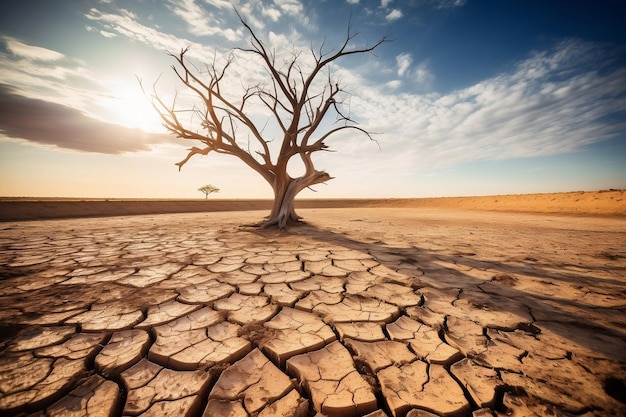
{"left": 0, "top": 193, "right": 625, "bottom": 416}
{"left": 0, "top": 189, "right": 624, "bottom": 221}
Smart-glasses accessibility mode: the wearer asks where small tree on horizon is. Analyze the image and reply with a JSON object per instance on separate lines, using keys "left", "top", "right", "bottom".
{"left": 198, "top": 184, "right": 219, "bottom": 199}
{"left": 151, "top": 11, "right": 386, "bottom": 228}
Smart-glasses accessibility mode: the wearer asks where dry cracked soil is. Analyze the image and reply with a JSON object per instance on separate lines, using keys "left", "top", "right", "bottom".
{"left": 0, "top": 208, "right": 625, "bottom": 417}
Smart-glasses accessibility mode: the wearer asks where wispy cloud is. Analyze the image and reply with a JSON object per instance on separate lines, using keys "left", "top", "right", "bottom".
{"left": 98, "top": 30, "right": 117, "bottom": 38}
{"left": 389, "top": 54, "right": 433, "bottom": 89}
{"left": 396, "top": 53, "right": 412, "bottom": 77}
{"left": 205, "top": 0, "right": 233, "bottom": 9}
{"left": 85, "top": 8, "right": 209, "bottom": 56}
{"left": 431, "top": 0, "right": 467, "bottom": 9}
{"left": 166, "top": 0, "right": 240, "bottom": 41}
{"left": 385, "top": 9, "right": 403, "bottom": 21}
{"left": 414, "top": 61, "right": 434, "bottom": 87}
{"left": 0, "top": 33, "right": 177, "bottom": 153}
{"left": 2, "top": 36, "right": 64, "bottom": 61}
{"left": 0, "top": 37, "right": 95, "bottom": 108}
{"left": 233, "top": 0, "right": 312, "bottom": 31}
{"left": 274, "top": 0, "right": 304, "bottom": 16}
{"left": 261, "top": 6, "right": 281, "bottom": 22}
{"left": 344, "top": 40, "right": 626, "bottom": 170}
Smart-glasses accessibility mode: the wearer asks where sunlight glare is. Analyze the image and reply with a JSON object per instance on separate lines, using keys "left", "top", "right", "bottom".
{"left": 100, "top": 77, "right": 165, "bottom": 133}
{"left": 113, "top": 88, "right": 163, "bottom": 133}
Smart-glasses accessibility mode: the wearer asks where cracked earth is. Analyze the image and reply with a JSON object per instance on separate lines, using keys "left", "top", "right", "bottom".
{"left": 0, "top": 208, "right": 624, "bottom": 416}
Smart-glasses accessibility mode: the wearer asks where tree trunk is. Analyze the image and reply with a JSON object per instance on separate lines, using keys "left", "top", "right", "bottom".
{"left": 260, "top": 163, "right": 332, "bottom": 229}
{"left": 262, "top": 175, "right": 301, "bottom": 229}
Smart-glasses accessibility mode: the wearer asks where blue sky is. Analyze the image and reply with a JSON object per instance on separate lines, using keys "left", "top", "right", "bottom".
{"left": 0, "top": 0, "right": 625, "bottom": 198}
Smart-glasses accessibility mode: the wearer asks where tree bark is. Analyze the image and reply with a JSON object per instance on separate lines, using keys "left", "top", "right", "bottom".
{"left": 264, "top": 180, "right": 300, "bottom": 229}
{"left": 261, "top": 161, "right": 332, "bottom": 228}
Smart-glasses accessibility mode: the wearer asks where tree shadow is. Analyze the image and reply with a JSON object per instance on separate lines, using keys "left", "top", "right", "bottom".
{"left": 252, "top": 221, "right": 626, "bottom": 365}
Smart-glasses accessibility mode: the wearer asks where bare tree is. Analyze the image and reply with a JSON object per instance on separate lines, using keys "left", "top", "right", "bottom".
{"left": 151, "top": 13, "right": 386, "bottom": 228}
{"left": 198, "top": 184, "right": 219, "bottom": 199}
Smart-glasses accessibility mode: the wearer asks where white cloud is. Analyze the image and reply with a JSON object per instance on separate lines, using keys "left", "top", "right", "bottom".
{"left": 277, "top": 0, "right": 315, "bottom": 30}
{"left": 86, "top": 8, "right": 189, "bottom": 50}
{"left": 83, "top": 5, "right": 304, "bottom": 98}
{"left": 169, "top": 0, "right": 213, "bottom": 35}
{"left": 2, "top": 37, "right": 64, "bottom": 61}
{"left": 274, "top": 0, "right": 304, "bottom": 16}
{"left": 346, "top": 0, "right": 359, "bottom": 4}
{"left": 204, "top": 0, "right": 233, "bottom": 9}
{"left": 99, "top": 30, "right": 117, "bottom": 38}
{"left": 166, "top": 0, "right": 241, "bottom": 41}
{"left": 391, "top": 55, "right": 433, "bottom": 89}
{"left": 0, "top": 37, "right": 94, "bottom": 108}
{"left": 267, "top": 31, "right": 298, "bottom": 54}
{"left": 262, "top": 6, "right": 282, "bottom": 22}
{"left": 332, "top": 40, "right": 626, "bottom": 174}
{"left": 414, "top": 62, "right": 434, "bottom": 87}
{"left": 381, "top": 0, "right": 393, "bottom": 8}
{"left": 85, "top": 7, "right": 224, "bottom": 62}
{"left": 385, "top": 8, "right": 403, "bottom": 21}
{"left": 386, "top": 79, "right": 401, "bottom": 90}
{"left": 236, "top": 0, "right": 312, "bottom": 31}
{"left": 238, "top": 2, "right": 267, "bottom": 30}
{"left": 396, "top": 53, "right": 412, "bottom": 77}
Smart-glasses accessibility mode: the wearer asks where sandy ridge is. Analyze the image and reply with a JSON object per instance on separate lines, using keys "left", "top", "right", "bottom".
{"left": 0, "top": 190, "right": 624, "bottom": 221}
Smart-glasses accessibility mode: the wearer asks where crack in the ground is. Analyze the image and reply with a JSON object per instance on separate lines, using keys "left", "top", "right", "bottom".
{"left": 2, "top": 215, "right": 625, "bottom": 417}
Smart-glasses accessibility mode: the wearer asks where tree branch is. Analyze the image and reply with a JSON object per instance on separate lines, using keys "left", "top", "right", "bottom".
{"left": 149, "top": 8, "right": 386, "bottom": 228}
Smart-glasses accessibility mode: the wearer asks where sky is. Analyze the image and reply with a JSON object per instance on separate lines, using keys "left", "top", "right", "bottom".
{"left": 0, "top": 0, "right": 625, "bottom": 199}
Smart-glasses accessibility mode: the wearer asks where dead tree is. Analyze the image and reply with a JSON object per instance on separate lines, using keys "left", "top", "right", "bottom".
{"left": 152, "top": 13, "right": 386, "bottom": 228}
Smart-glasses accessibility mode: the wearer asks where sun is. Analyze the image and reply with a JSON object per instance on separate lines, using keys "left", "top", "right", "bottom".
{"left": 99, "top": 77, "right": 165, "bottom": 133}
{"left": 110, "top": 87, "right": 164, "bottom": 133}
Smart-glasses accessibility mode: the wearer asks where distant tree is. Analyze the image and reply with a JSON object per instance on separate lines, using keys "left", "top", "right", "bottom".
{"left": 151, "top": 12, "right": 386, "bottom": 228}
{"left": 198, "top": 184, "right": 220, "bottom": 199}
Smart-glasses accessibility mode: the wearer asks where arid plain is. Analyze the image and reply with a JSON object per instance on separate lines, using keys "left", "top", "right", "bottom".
{"left": 0, "top": 190, "right": 625, "bottom": 417}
